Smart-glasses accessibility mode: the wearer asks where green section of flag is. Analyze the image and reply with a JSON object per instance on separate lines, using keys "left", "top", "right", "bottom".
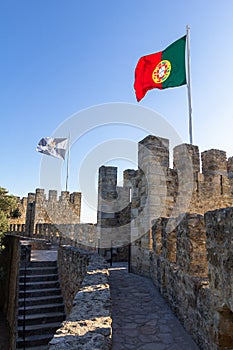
{"left": 162, "top": 35, "right": 186, "bottom": 89}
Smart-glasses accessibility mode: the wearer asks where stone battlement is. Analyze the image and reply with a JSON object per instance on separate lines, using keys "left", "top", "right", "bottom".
{"left": 127, "top": 135, "right": 233, "bottom": 216}
{"left": 97, "top": 135, "right": 233, "bottom": 349}
{"left": 97, "top": 135, "right": 233, "bottom": 256}
{"left": 9, "top": 189, "right": 82, "bottom": 235}
{"left": 130, "top": 208, "right": 233, "bottom": 350}
{"left": 32, "top": 188, "right": 81, "bottom": 204}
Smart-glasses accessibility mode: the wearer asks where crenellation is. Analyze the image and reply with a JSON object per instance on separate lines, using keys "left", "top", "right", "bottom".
{"left": 27, "top": 193, "right": 35, "bottom": 203}
{"left": 139, "top": 135, "right": 169, "bottom": 169}
{"left": 123, "top": 169, "right": 138, "bottom": 185}
{"left": 59, "top": 191, "right": 69, "bottom": 201}
{"left": 97, "top": 165, "right": 131, "bottom": 259}
{"left": 173, "top": 143, "right": 200, "bottom": 175}
{"left": 96, "top": 135, "right": 233, "bottom": 261}
{"left": 201, "top": 149, "right": 227, "bottom": 176}
{"left": 35, "top": 188, "right": 46, "bottom": 202}
{"left": 98, "top": 166, "right": 117, "bottom": 195}
{"left": 70, "top": 191, "right": 81, "bottom": 204}
{"left": 48, "top": 190, "right": 57, "bottom": 202}
{"left": 9, "top": 189, "right": 82, "bottom": 235}
{"left": 133, "top": 136, "right": 233, "bottom": 218}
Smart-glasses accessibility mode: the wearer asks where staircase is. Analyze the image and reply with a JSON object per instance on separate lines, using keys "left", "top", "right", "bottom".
{"left": 16, "top": 260, "right": 66, "bottom": 349}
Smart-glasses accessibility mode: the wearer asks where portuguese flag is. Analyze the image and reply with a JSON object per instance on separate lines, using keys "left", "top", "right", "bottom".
{"left": 134, "top": 35, "right": 186, "bottom": 102}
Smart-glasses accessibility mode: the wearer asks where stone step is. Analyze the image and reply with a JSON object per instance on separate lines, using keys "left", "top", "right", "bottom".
{"left": 16, "top": 333, "right": 55, "bottom": 348}
{"left": 18, "top": 295, "right": 63, "bottom": 307}
{"left": 18, "top": 303, "right": 64, "bottom": 316}
{"left": 19, "top": 273, "right": 58, "bottom": 283}
{"left": 29, "top": 261, "right": 57, "bottom": 267}
{"left": 17, "top": 346, "right": 49, "bottom": 350}
{"left": 17, "top": 321, "right": 63, "bottom": 337}
{"left": 20, "top": 266, "right": 58, "bottom": 276}
{"left": 19, "top": 280, "right": 59, "bottom": 290}
{"left": 18, "top": 311, "right": 65, "bottom": 326}
{"left": 19, "top": 287, "right": 62, "bottom": 298}
{"left": 17, "top": 259, "right": 64, "bottom": 349}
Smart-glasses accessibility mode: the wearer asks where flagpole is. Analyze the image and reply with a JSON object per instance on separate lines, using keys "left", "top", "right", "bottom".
{"left": 186, "top": 24, "right": 193, "bottom": 144}
{"left": 65, "top": 133, "right": 70, "bottom": 191}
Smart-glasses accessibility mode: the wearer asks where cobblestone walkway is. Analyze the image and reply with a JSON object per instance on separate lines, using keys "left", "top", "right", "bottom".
{"left": 109, "top": 265, "right": 200, "bottom": 350}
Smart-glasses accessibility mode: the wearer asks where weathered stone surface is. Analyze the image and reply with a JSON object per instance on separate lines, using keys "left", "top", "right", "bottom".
{"left": 57, "top": 245, "right": 90, "bottom": 315}
{"left": 97, "top": 165, "right": 131, "bottom": 260}
{"left": 110, "top": 265, "right": 199, "bottom": 350}
{"left": 9, "top": 189, "right": 82, "bottom": 235}
{"left": 133, "top": 209, "right": 233, "bottom": 350}
{"left": 49, "top": 249, "right": 112, "bottom": 350}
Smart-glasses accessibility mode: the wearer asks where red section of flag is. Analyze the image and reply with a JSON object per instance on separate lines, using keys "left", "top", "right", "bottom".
{"left": 134, "top": 51, "right": 162, "bottom": 102}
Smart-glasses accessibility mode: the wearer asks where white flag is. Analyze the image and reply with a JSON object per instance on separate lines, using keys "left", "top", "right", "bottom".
{"left": 36, "top": 137, "right": 68, "bottom": 160}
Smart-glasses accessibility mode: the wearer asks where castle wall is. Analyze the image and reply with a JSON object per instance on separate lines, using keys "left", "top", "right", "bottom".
{"left": 96, "top": 134, "right": 233, "bottom": 348}
{"left": 8, "top": 189, "right": 98, "bottom": 255}
{"left": 131, "top": 209, "right": 233, "bottom": 350}
{"left": 34, "top": 223, "right": 97, "bottom": 249}
{"left": 97, "top": 166, "right": 131, "bottom": 260}
{"left": 23, "top": 189, "right": 81, "bottom": 234}
{"left": 33, "top": 189, "right": 81, "bottom": 225}
{"left": 97, "top": 135, "right": 233, "bottom": 272}
{"left": 127, "top": 136, "right": 233, "bottom": 274}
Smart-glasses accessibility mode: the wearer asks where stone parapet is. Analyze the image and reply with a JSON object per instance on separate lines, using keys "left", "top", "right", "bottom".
{"left": 14, "top": 189, "right": 82, "bottom": 235}
{"left": 49, "top": 247, "right": 111, "bottom": 350}
{"left": 57, "top": 245, "right": 90, "bottom": 315}
{"left": 173, "top": 143, "right": 200, "bottom": 174}
{"left": 205, "top": 207, "right": 233, "bottom": 311}
{"left": 132, "top": 208, "right": 233, "bottom": 350}
{"left": 202, "top": 149, "right": 227, "bottom": 175}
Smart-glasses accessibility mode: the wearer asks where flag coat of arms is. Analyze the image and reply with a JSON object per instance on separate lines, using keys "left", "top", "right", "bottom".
{"left": 36, "top": 137, "right": 68, "bottom": 160}
{"left": 134, "top": 35, "right": 186, "bottom": 101}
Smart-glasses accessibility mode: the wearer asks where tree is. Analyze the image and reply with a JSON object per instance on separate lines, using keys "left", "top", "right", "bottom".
{"left": 0, "top": 187, "right": 17, "bottom": 249}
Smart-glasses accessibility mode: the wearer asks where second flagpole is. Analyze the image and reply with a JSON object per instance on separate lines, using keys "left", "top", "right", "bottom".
{"left": 186, "top": 24, "right": 193, "bottom": 145}
{"left": 65, "top": 133, "right": 70, "bottom": 192}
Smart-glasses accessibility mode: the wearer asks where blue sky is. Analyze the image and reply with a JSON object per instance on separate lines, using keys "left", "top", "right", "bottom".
{"left": 1, "top": 1, "right": 233, "bottom": 222}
